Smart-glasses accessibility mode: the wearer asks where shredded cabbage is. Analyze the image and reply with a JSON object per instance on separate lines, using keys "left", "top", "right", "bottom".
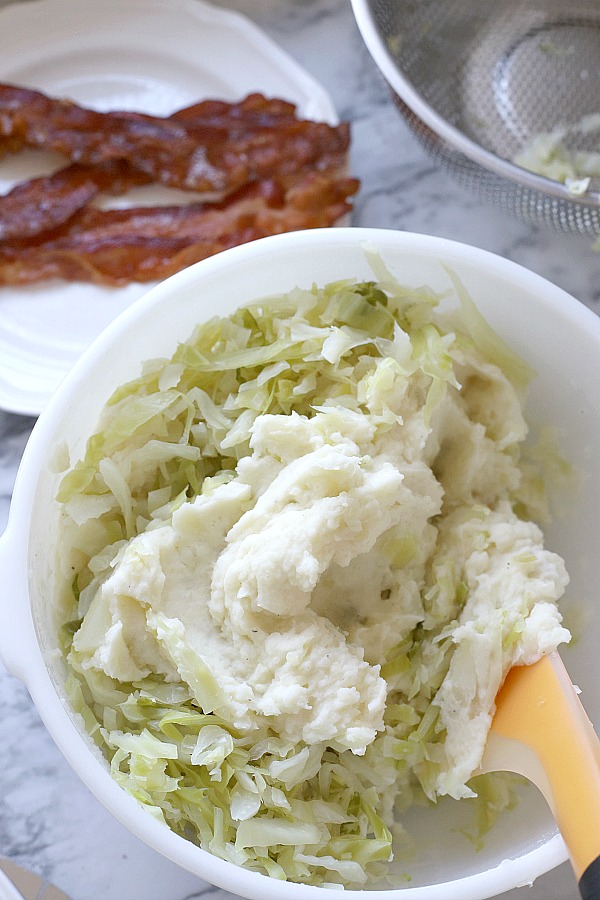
{"left": 58, "top": 259, "right": 569, "bottom": 888}
{"left": 514, "top": 113, "right": 600, "bottom": 199}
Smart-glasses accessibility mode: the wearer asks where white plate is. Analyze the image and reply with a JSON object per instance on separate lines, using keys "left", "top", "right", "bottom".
{"left": 0, "top": 0, "right": 340, "bottom": 416}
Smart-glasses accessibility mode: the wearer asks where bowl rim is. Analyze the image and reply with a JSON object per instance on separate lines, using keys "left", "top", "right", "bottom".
{"left": 6, "top": 226, "right": 600, "bottom": 898}
{"left": 349, "top": 0, "right": 600, "bottom": 209}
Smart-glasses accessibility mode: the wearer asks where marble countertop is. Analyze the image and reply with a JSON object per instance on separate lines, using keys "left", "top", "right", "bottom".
{"left": 1, "top": 1, "right": 597, "bottom": 898}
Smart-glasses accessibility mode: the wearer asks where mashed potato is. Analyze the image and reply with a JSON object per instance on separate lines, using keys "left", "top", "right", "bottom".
{"left": 59, "top": 261, "right": 569, "bottom": 886}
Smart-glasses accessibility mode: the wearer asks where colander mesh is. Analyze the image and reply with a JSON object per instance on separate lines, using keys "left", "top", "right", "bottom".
{"left": 369, "top": 0, "right": 600, "bottom": 235}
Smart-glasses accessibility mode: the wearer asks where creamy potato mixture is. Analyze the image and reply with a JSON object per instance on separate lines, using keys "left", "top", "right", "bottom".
{"left": 59, "top": 258, "right": 569, "bottom": 886}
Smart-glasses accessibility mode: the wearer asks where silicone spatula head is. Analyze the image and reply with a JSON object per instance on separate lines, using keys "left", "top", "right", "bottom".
{"left": 481, "top": 651, "right": 600, "bottom": 900}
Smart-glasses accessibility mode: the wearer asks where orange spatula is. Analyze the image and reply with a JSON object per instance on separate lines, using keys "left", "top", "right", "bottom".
{"left": 481, "top": 651, "right": 600, "bottom": 900}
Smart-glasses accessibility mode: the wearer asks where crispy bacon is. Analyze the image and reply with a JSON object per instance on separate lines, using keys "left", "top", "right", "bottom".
{"left": 0, "top": 87, "right": 350, "bottom": 239}
{"left": 0, "top": 84, "right": 358, "bottom": 287}
{"left": 0, "top": 160, "right": 150, "bottom": 240}
{"left": 0, "top": 173, "right": 358, "bottom": 286}
{"left": 165, "top": 92, "right": 299, "bottom": 127}
{"left": 0, "top": 83, "right": 350, "bottom": 193}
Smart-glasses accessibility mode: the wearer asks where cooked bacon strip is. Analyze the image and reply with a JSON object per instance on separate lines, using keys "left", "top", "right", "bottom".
{"left": 0, "top": 88, "right": 349, "bottom": 239}
{"left": 0, "top": 160, "right": 150, "bottom": 240}
{"left": 161, "top": 92, "right": 299, "bottom": 128}
{"left": 0, "top": 174, "right": 358, "bottom": 286}
{"left": 0, "top": 83, "right": 350, "bottom": 193}
{"left": 0, "top": 101, "right": 270, "bottom": 240}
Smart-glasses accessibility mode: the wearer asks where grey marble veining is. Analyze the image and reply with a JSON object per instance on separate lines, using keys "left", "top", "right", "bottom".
{"left": 0, "top": 413, "right": 34, "bottom": 535}
{"left": 0, "top": 0, "right": 596, "bottom": 897}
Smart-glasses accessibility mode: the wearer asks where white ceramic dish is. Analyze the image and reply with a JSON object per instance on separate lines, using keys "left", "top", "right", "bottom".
{"left": 1, "top": 227, "right": 599, "bottom": 899}
{"left": 0, "top": 870, "right": 23, "bottom": 900}
{"left": 0, "top": 0, "right": 339, "bottom": 417}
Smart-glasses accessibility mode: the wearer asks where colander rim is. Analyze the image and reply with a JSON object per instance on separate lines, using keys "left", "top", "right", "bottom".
{"left": 350, "top": 0, "right": 600, "bottom": 210}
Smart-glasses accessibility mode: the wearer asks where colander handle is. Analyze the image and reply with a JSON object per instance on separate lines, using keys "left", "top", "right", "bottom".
{"left": 0, "top": 524, "right": 32, "bottom": 682}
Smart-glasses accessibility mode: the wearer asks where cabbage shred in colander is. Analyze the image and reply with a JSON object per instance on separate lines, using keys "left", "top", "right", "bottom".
{"left": 351, "top": 0, "right": 600, "bottom": 237}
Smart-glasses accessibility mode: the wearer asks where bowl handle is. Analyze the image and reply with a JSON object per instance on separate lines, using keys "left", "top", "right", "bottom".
{"left": 0, "top": 525, "right": 31, "bottom": 682}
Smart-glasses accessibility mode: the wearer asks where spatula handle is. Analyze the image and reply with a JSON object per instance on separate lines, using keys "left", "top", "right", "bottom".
{"left": 580, "top": 856, "right": 600, "bottom": 900}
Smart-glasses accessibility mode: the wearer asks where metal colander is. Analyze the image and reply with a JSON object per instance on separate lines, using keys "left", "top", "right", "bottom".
{"left": 351, "top": 0, "right": 600, "bottom": 237}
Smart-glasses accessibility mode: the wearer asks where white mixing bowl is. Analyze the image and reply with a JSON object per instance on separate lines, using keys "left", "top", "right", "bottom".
{"left": 1, "top": 228, "right": 599, "bottom": 899}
